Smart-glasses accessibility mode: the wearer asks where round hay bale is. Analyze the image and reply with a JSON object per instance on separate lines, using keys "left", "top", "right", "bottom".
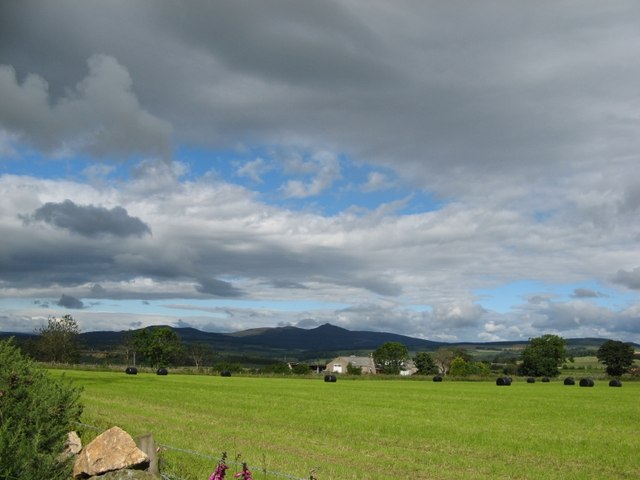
{"left": 541, "top": 376, "right": 550, "bottom": 383}
{"left": 220, "top": 370, "right": 231, "bottom": 377}
{"left": 526, "top": 377, "right": 535, "bottom": 383}
{"left": 125, "top": 367, "right": 137, "bottom": 375}
{"left": 324, "top": 374, "right": 337, "bottom": 383}
{"left": 432, "top": 375, "right": 443, "bottom": 382}
{"left": 156, "top": 368, "right": 168, "bottom": 375}
{"left": 563, "top": 377, "right": 575, "bottom": 385}
{"left": 496, "top": 376, "right": 511, "bottom": 386}
{"left": 609, "top": 379, "right": 622, "bottom": 387}
{"left": 579, "top": 377, "right": 594, "bottom": 387}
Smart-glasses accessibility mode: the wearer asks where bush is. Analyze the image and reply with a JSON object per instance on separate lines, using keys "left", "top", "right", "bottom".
{"left": 0, "top": 339, "right": 83, "bottom": 479}
{"left": 346, "top": 362, "right": 362, "bottom": 375}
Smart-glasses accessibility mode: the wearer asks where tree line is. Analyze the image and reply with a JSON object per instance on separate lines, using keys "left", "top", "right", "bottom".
{"left": 374, "top": 334, "right": 637, "bottom": 378}
{"left": 16, "top": 315, "right": 638, "bottom": 377}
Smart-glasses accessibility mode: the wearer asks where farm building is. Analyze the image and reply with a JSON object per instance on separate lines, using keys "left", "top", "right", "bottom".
{"left": 326, "top": 355, "right": 376, "bottom": 374}
{"left": 400, "top": 360, "right": 418, "bottom": 376}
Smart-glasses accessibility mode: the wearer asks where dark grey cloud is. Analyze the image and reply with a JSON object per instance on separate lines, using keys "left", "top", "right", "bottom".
{"left": 90, "top": 284, "right": 107, "bottom": 296}
{"left": 571, "top": 288, "right": 605, "bottom": 299}
{"left": 612, "top": 267, "right": 640, "bottom": 290}
{"left": 269, "top": 280, "right": 308, "bottom": 290}
{"left": 57, "top": 294, "right": 85, "bottom": 309}
{"left": 26, "top": 200, "right": 151, "bottom": 238}
{"left": 195, "top": 277, "right": 243, "bottom": 298}
{"left": 0, "top": 54, "right": 172, "bottom": 161}
{"left": 3, "top": 0, "right": 639, "bottom": 190}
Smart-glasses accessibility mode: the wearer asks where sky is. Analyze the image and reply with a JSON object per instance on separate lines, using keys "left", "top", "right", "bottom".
{"left": 1, "top": 1, "right": 640, "bottom": 343}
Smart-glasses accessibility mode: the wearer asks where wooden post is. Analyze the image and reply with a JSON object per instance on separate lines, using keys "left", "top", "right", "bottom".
{"left": 135, "top": 433, "right": 160, "bottom": 477}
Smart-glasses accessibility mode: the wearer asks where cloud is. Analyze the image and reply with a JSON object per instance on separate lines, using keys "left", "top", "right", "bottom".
{"left": 571, "top": 288, "right": 605, "bottom": 299}
{"left": 612, "top": 267, "right": 640, "bottom": 290}
{"left": 280, "top": 151, "right": 341, "bottom": 198}
{"left": 3, "top": 2, "right": 640, "bottom": 342}
{"left": 0, "top": 54, "right": 172, "bottom": 161}
{"left": 361, "top": 171, "right": 392, "bottom": 193}
{"left": 25, "top": 199, "right": 151, "bottom": 238}
{"left": 195, "top": 277, "right": 244, "bottom": 298}
{"left": 57, "top": 294, "right": 85, "bottom": 309}
{"left": 236, "top": 158, "right": 269, "bottom": 183}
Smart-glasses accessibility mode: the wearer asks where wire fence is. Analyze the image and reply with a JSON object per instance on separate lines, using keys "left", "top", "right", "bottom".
{"left": 74, "top": 422, "right": 314, "bottom": 480}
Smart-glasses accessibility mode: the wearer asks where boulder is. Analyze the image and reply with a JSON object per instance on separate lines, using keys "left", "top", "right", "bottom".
{"left": 73, "top": 427, "right": 149, "bottom": 479}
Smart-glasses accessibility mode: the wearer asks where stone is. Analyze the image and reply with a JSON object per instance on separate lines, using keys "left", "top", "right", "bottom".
{"left": 88, "top": 469, "right": 159, "bottom": 479}
{"left": 73, "top": 426, "right": 150, "bottom": 479}
{"left": 59, "top": 431, "right": 83, "bottom": 461}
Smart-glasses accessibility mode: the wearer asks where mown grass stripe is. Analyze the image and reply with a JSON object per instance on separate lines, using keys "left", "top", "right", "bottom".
{"left": 54, "top": 371, "right": 640, "bottom": 479}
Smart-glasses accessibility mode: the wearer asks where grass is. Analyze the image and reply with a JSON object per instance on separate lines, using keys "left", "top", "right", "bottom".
{"left": 51, "top": 370, "right": 640, "bottom": 480}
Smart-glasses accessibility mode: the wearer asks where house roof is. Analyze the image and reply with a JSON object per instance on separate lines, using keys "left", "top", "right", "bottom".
{"left": 330, "top": 356, "right": 375, "bottom": 369}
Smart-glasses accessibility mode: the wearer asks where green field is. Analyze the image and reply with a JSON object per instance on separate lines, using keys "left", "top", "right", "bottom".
{"left": 52, "top": 370, "right": 640, "bottom": 480}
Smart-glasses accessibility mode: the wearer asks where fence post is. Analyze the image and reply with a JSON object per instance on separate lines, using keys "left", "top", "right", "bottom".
{"left": 135, "top": 433, "right": 160, "bottom": 477}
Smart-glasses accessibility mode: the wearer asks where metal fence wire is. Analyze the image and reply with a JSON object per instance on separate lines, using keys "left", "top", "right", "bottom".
{"left": 156, "top": 442, "right": 313, "bottom": 480}
{"left": 75, "top": 422, "right": 313, "bottom": 480}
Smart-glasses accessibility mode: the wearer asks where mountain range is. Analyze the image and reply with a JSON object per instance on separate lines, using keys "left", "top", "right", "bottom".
{"left": 2, "top": 323, "right": 621, "bottom": 360}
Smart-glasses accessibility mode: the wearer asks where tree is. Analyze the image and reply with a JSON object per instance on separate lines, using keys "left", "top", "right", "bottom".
{"left": 133, "top": 327, "right": 184, "bottom": 368}
{"left": 185, "top": 342, "right": 215, "bottom": 369}
{"left": 449, "top": 356, "right": 490, "bottom": 377}
{"left": 414, "top": 352, "right": 436, "bottom": 375}
{"left": 597, "top": 340, "right": 635, "bottom": 377}
{"left": 35, "top": 314, "right": 81, "bottom": 363}
{"left": 518, "top": 334, "right": 567, "bottom": 377}
{"left": 449, "top": 356, "right": 469, "bottom": 377}
{"left": 292, "top": 363, "right": 310, "bottom": 374}
{"left": 432, "top": 347, "right": 456, "bottom": 376}
{"left": 119, "top": 330, "right": 139, "bottom": 367}
{"left": 346, "top": 362, "right": 362, "bottom": 375}
{"left": 373, "top": 342, "right": 409, "bottom": 374}
{"left": 0, "top": 339, "right": 83, "bottom": 479}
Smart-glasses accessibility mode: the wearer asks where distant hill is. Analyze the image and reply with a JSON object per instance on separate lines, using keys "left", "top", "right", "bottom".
{"left": 1, "top": 324, "right": 632, "bottom": 359}
{"left": 226, "top": 323, "right": 446, "bottom": 351}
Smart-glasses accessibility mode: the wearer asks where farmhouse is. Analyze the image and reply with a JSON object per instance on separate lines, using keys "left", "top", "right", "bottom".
{"left": 326, "top": 355, "right": 376, "bottom": 374}
{"left": 400, "top": 360, "right": 418, "bottom": 376}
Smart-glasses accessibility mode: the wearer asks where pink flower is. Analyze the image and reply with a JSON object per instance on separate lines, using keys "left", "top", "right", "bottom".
{"left": 209, "top": 462, "right": 229, "bottom": 480}
{"left": 234, "top": 463, "right": 252, "bottom": 480}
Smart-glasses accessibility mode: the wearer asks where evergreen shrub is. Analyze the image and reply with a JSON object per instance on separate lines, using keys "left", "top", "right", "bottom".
{"left": 0, "top": 339, "right": 83, "bottom": 479}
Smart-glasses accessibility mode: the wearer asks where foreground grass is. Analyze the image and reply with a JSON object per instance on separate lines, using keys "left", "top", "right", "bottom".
{"left": 52, "top": 371, "right": 640, "bottom": 479}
